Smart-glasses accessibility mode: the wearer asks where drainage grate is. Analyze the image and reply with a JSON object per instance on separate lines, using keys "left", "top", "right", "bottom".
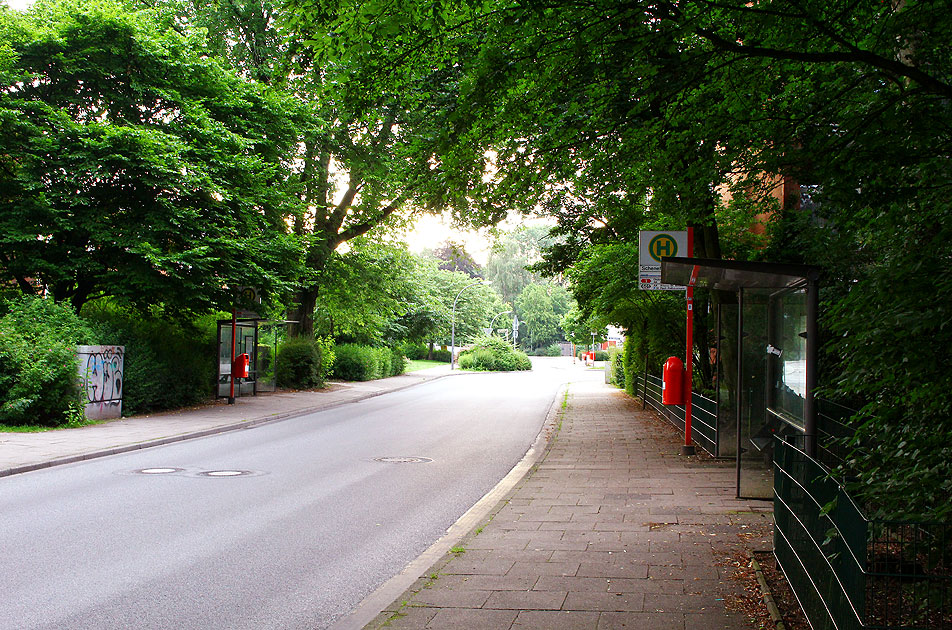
{"left": 373, "top": 457, "right": 433, "bottom": 464}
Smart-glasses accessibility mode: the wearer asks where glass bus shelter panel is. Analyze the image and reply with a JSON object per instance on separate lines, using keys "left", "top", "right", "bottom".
{"left": 738, "top": 291, "right": 773, "bottom": 500}
{"left": 716, "top": 301, "right": 738, "bottom": 458}
{"left": 217, "top": 320, "right": 259, "bottom": 398}
{"left": 255, "top": 323, "right": 283, "bottom": 393}
{"left": 767, "top": 287, "right": 808, "bottom": 429}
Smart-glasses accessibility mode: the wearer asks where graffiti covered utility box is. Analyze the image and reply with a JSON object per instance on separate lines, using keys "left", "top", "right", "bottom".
{"left": 77, "top": 345, "right": 124, "bottom": 420}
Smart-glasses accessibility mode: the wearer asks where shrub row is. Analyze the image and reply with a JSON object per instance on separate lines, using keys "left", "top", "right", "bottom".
{"left": 275, "top": 337, "right": 324, "bottom": 389}
{"left": 530, "top": 344, "right": 562, "bottom": 357}
{"left": 331, "top": 344, "right": 406, "bottom": 381}
{"left": 402, "top": 342, "right": 428, "bottom": 360}
{"left": 84, "top": 306, "right": 218, "bottom": 417}
{"left": 458, "top": 336, "right": 532, "bottom": 372}
{"left": 430, "top": 349, "right": 451, "bottom": 362}
{"left": 401, "top": 342, "right": 451, "bottom": 362}
{"left": 0, "top": 296, "right": 96, "bottom": 426}
{"left": 0, "top": 297, "right": 221, "bottom": 426}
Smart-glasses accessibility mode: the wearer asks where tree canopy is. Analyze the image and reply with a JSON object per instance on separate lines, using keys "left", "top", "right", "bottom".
{"left": 284, "top": 0, "right": 952, "bottom": 518}
{"left": 484, "top": 225, "right": 552, "bottom": 304}
{"left": 0, "top": 0, "right": 304, "bottom": 312}
{"left": 2, "top": 0, "right": 950, "bottom": 517}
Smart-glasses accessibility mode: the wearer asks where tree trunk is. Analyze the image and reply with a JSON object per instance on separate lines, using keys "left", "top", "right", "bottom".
{"left": 287, "top": 287, "right": 318, "bottom": 337}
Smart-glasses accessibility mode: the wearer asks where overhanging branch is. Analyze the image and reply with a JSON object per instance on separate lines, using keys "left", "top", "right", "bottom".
{"left": 695, "top": 27, "right": 952, "bottom": 99}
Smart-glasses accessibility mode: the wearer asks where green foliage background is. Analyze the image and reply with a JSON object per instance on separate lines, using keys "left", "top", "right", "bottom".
{"left": 83, "top": 305, "right": 217, "bottom": 416}
{"left": 0, "top": 296, "right": 95, "bottom": 426}
{"left": 458, "top": 336, "right": 531, "bottom": 372}
{"left": 275, "top": 337, "right": 324, "bottom": 390}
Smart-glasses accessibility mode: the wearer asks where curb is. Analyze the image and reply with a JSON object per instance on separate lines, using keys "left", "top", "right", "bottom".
{"left": 328, "top": 381, "right": 571, "bottom": 630}
{"left": 0, "top": 371, "right": 453, "bottom": 479}
{"left": 750, "top": 553, "right": 787, "bottom": 630}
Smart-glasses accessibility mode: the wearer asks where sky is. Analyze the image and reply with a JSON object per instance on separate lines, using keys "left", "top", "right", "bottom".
{"left": 405, "top": 213, "right": 498, "bottom": 265}
{"left": 5, "top": 0, "right": 31, "bottom": 10}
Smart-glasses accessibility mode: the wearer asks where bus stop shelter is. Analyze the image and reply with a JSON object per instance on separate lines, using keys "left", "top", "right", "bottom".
{"left": 661, "top": 257, "right": 820, "bottom": 498}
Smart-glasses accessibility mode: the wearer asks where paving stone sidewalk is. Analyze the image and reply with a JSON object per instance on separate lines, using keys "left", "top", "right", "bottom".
{"left": 367, "top": 379, "right": 773, "bottom": 630}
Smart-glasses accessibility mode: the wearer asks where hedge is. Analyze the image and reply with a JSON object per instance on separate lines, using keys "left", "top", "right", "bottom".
{"left": 458, "top": 336, "right": 532, "bottom": 371}
{"left": 275, "top": 337, "right": 324, "bottom": 389}
{"left": 0, "top": 296, "right": 96, "bottom": 426}
{"left": 332, "top": 344, "right": 406, "bottom": 381}
{"left": 83, "top": 305, "right": 217, "bottom": 416}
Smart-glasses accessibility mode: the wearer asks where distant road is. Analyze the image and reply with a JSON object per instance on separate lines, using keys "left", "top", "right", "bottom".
{"left": 0, "top": 357, "right": 597, "bottom": 630}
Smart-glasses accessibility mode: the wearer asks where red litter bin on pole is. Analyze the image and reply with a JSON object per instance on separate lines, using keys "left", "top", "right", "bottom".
{"left": 662, "top": 356, "right": 685, "bottom": 405}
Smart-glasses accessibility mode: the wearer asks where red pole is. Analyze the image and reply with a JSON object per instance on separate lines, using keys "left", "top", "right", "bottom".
{"left": 228, "top": 307, "right": 237, "bottom": 404}
{"left": 683, "top": 227, "right": 695, "bottom": 455}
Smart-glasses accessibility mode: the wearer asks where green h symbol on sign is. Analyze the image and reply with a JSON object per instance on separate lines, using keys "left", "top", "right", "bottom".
{"left": 648, "top": 234, "right": 678, "bottom": 262}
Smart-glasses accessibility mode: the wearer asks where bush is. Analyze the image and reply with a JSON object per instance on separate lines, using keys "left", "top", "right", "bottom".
{"left": 389, "top": 347, "right": 407, "bottom": 376}
{"left": 275, "top": 337, "right": 324, "bottom": 389}
{"left": 0, "top": 295, "right": 96, "bottom": 426}
{"left": 623, "top": 339, "right": 639, "bottom": 397}
{"left": 610, "top": 348, "right": 626, "bottom": 389}
{"left": 83, "top": 305, "right": 217, "bottom": 415}
{"left": 315, "top": 336, "right": 336, "bottom": 382}
{"left": 332, "top": 344, "right": 401, "bottom": 381}
{"left": 458, "top": 336, "right": 532, "bottom": 371}
{"left": 531, "top": 344, "right": 562, "bottom": 357}
{"left": 430, "top": 348, "right": 451, "bottom": 362}
{"left": 401, "top": 342, "right": 428, "bottom": 360}
{"left": 332, "top": 345, "right": 367, "bottom": 381}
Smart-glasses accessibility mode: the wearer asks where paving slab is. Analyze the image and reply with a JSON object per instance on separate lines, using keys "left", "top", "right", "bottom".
{"left": 362, "top": 379, "right": 773, "bottom": 630}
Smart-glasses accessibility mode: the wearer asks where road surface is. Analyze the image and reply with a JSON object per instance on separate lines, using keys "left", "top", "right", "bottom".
{"left": 0, "top": 357, "right": 597, "bottom": 629}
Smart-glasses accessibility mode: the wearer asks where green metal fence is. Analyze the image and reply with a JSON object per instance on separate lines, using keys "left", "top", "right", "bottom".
{"left": 774, "top": 438, "right": 951, "bottom": 630}
{"left": 816, "top": 398, "right": 860, "bottom": 468}
{"left": 633, "top": 373, "right": 719, "bottom": 457}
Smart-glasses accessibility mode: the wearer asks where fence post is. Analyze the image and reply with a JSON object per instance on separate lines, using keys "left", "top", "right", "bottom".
{"left": 642, "top": 359, "right": 648, "bottom": 410}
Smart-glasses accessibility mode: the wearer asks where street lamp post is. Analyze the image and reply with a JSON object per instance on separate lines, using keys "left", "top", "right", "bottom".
{"left": 451, "top": 280, "right": 491, "bottom": 370}
{"left": 489, "top": 310, "right": 513, "bottom": 337}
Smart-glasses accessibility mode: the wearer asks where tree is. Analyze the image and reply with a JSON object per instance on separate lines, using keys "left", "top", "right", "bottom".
{"left": 434, "top": 270, "right": 506, "bottom": 348}
{"left": 429, "top": 240, "right": 481, "bottom": 278}
{"left": 138, "top": 0, "right": 502, "bottom": 336}
{"left": 292, "top": 0, "right": 952, "bottom": 517}
{"left": 513, "top": 283, "right": 571, "bottom": 350}
{"left": 310, "top": 240, "right": 421, "bottom": 344}
{"left": 484, "top": 225, "right": 554, "bottom": 304}
{"left": 559, "top": 307, "right": 605, "bottom": 350}
{"left": 0, "top": 0, "right": 304, "bottom": 313}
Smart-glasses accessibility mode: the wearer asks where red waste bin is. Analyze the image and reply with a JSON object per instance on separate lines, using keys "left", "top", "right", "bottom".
{"left": 232, "top": 353, "right": 250, "bottom": 379}
{"left": 662, "top": 356, "right": 684, "bottom": 405}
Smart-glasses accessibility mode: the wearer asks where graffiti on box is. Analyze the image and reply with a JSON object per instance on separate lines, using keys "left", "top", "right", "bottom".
{"left": 77, "top": 345, "right": 124, "bottom": 420}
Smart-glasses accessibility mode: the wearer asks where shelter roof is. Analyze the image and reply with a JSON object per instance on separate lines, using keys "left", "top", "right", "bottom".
{"left": 660, "top": 257, "right": 820, "bottom": 291}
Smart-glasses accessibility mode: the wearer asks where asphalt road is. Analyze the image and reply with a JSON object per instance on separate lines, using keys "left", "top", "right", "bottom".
{"left": 0, "top": 358, "right": 592, "bottom": 630}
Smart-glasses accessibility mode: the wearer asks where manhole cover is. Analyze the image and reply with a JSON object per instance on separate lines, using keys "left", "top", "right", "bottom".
{"left": 373, "top": 457, "right": 433, "bottom": 464}
{"left": 198, "top": 470, "right": 255, "bottom": 477}
{"left": 136, "top": 467, "right": 181, "bottom": 475}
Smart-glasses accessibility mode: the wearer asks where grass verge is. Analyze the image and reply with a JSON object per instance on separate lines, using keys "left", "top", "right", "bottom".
{"left": 0, "top": 418, "right": 106, "bottom": 432}
{"left": 405, "top": 360, "right": 448, "bottom": 372}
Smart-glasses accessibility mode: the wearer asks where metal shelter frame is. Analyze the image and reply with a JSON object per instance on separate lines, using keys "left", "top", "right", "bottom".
{"left": 661, "top": 257, "right": 821, "bottom": 497}
{"left": 216, "top": 318, "right": 260, "bottom": 400}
